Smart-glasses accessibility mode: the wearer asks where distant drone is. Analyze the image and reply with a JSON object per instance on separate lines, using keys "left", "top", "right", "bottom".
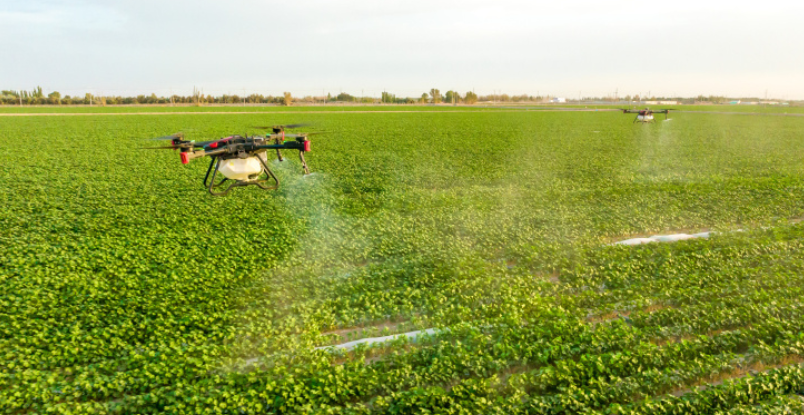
{"left": 621, "top": 108, "right": 671, "bottom": 123}
{"left": 144, "top": 124, "right": 320, "bottom": 196}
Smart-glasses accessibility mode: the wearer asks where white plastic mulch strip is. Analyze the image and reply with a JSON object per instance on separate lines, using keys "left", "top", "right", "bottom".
{"left": 614, "top": 232, "right": 711, "bottom": 246}
{"left": 316, "top": 328, "right": 440, "bottom": 352}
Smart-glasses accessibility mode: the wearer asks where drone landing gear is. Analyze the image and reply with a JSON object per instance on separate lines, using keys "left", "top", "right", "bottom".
{"left": 299, "top": 151, "right": 310, "bottom": 175}
{"left": 274, "top": 138, "right": 309, "bottom": 175}
{"left": 274, "top": 137, "right": 285, "bottom": 162}
{"left": 203, "top": 156, "right": 279, "bottom": 196}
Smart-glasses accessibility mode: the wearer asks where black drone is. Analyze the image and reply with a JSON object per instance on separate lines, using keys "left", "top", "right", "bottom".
{"left": 621, "top": 108, "right": 671, "bottom": 123}
{"left": 145, "top": 124, "right": 319, "bottom": 196}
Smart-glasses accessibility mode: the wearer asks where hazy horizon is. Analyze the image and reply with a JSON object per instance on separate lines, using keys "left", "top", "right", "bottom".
{"left": 3, "top": 0, "right": 803, "bottom": 100}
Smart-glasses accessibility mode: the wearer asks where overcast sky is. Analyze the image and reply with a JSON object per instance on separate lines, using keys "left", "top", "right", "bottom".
{"left": 2, "top": 0, "right": 803, "bottom": 99}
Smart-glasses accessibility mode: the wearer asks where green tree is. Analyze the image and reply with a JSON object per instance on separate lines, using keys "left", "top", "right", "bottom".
{"left": 192, "top": 86, "right": 202, "bottom": 106}
{"left": 48, "top": 91, "right": 61, "bottom": 105}
{"left": 429, "top": 88, "right": 441, "bottom": 103}
{"left": 464, "top": 91, "right": 478, "bottom": 104}
{"left": 420, "top": 93, "right": 428, "bottom": 104}
{"left": 444, "top": 90, "right": 460, "bottom": 105}
{"left": 381, "top": 91, "right": 396, "bottom": 103}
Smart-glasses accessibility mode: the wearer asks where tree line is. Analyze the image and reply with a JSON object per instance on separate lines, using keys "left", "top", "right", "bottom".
{"left": 0, "top": 86, "right": 532, "bottom": 106}
{"left": 0, "top": 86, "right": 757, "bottom": 106}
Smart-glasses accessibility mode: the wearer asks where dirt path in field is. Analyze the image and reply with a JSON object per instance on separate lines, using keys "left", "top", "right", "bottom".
{"left": 677, "top": 110, "right": 804, "bottom": 117}
{"left": 0, "top": 109, "right": 617, "bottom": 116}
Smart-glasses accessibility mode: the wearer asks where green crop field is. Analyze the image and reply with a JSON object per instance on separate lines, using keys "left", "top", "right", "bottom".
{"left": 3, "top": 108, "right": 804, "bottom": 414}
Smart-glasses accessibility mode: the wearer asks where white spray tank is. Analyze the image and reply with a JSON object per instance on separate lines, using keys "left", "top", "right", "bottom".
{"left": 217, "top": 152, "right": 267, "bottom": 180}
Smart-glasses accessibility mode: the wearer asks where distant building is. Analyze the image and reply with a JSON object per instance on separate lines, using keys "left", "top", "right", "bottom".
{"left": 550, "top": 97, "right": 566, "bottom": 103}
{"left": 729, "top": 100, "right": 741, "bottom": 105}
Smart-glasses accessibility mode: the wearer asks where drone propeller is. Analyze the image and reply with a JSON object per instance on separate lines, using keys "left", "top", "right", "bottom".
{"left": 289, "top": 131, "right": 329, "bottom": 137}
{"left": 141, "top": 145, "right": 182, "bottom": 150}
{"left": 149, "top": 132, "right": 185, "bottom": 141}
{"left": 252, "top": 123, "right": 312, "bottom": 130}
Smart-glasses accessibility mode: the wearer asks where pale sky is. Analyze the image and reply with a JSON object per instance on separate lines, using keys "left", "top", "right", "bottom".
{"left": 2, "top": 0, "right": 803, "bottom": 99}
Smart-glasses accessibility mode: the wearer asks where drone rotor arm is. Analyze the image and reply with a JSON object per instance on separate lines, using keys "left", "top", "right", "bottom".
{"left": 179, "top": 148, "right": 229, "bottom": 164}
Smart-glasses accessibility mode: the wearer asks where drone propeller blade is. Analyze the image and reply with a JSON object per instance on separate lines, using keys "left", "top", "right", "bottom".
{"left": 149, "top": 132, "right": 185, "bottom": 141}
{"left": 282, "top": 123, "right": 311, "bottom": 129}
{"left": 252, "top": 123, "right": 312, "bottom": 130}
{"left": 282, "top": 132, "right": 329, "bottom": 139}
{"left": 294, "top": 131, "right": 330, "bottom": 137}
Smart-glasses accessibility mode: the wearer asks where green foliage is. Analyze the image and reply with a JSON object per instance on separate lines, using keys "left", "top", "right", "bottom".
{"left": 381, "top": 92, "right": 395, "bottom": 103}
{"left": 2, "top": 109, "right": 804, "bottom": 413}
{"left": 464, "top": 91, "right": 478, "bottom": 104}
{"left": 429, "top": 88, "right": 441, "bottom": 103}
{"left": 444, "top": 90, "right": 460, "bottom": 104}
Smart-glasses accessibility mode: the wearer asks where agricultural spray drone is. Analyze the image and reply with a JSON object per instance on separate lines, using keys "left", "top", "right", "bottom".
{"left": 144, "top": 124, "right": 319, "bottom": 196}
{"left": 621, "top": 108, "right": 671, "bottom": 123}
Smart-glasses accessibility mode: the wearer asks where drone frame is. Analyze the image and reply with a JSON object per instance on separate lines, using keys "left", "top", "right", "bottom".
{"left": 146, "top": 126, "right": 315, "bottom": 196}
{"left": 623, "top": 108, "right": 670, "bottom": 124}
{"left": 622, "top": 108, "right": 671, "bottom": 123}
